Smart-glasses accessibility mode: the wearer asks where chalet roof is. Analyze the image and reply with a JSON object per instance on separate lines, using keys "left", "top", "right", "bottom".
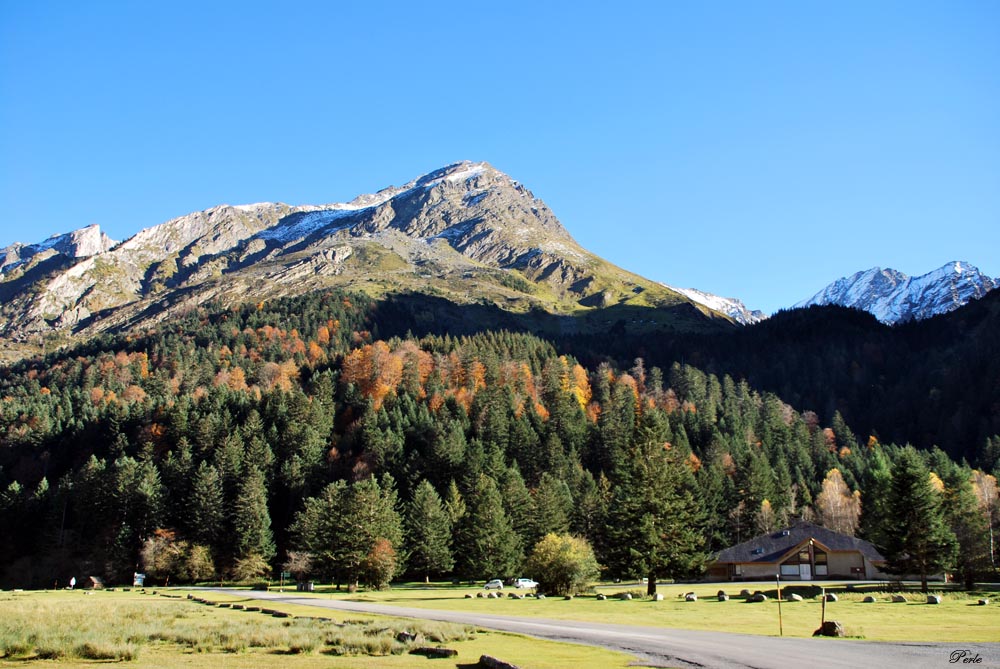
{"left": 712, "top": 520, "right": 885, "bottom": 564}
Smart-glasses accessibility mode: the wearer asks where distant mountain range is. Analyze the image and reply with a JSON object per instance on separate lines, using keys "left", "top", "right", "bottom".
{"left": 0, "top": 162, "right": 730, "bottom": 361}
{"left": 795, "top": 262, "right": 998, "bottom": 324}
{"left": 1, "top": 161, "right": 996, "bottom": 362}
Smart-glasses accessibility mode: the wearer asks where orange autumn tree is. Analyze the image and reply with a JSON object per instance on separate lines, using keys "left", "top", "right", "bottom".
{"left": 341, "top": 341, "right": 404, "bottom": 410}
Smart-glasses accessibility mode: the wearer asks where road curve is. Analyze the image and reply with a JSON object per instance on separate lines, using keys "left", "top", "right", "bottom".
{"left": 208, "top": 589, "right": 1000, "bottom": 669}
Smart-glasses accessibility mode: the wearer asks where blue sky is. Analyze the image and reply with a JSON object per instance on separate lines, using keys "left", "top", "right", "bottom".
{"left": 1, "top": 1, "right": 997, "bottom": 314}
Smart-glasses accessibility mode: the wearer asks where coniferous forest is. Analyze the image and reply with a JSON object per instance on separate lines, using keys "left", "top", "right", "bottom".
{"left": 0, "top": 289, "right": 997, "bottom": 591}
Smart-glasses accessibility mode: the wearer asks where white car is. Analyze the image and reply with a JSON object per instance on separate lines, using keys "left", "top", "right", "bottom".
{"left": 484, "top": 579, "right": 504, "bottom": 589}
{"left": 514, "top": 578, "right": 538, "bottom": 589}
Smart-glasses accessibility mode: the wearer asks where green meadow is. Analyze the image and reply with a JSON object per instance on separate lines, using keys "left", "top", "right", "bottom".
{"left": 284, "top": 580, "right": 1000, "bottom": 642}
{"left": 0, "top": 588, "right": 634, "bottom": 668}
{"left": 2, "top": 582, "right": 997, "bottom": 668}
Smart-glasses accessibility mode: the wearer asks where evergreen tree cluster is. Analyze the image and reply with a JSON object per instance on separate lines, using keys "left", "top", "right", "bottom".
{"left": 0, "top": 289, "right": 996, "bottom": 590}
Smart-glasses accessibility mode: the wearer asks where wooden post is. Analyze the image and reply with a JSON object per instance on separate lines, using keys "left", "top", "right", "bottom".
{"left": 776, "top": 574, "right": 783, "bottom": 636}
{"left": 821, "top": 586, "right": 826, "bottom": 626}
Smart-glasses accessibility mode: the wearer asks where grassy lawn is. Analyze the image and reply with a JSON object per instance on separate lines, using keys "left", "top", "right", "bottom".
{"left": 0, "top": 589, "right": 635, "bottom": 668}
{"left": 281, "top": 580, "right": 1000, "bottom": 642}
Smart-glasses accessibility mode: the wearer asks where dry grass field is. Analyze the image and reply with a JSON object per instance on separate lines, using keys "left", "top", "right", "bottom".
{"left": 0, "top": 589, "right": 635, "bottom": 668}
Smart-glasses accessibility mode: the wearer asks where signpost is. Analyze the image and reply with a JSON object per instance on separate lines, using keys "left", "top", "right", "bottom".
{"left": 775, "top": 574, "right": 783, "bottom": 636}
{"left": 280, "top": 571, "right": 291, "bottom": 592}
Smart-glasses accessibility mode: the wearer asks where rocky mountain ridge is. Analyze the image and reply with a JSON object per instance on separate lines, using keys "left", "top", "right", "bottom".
{"left": 1, "top": 224, "right": 116, "bottom": 277}
{"left": 795, "top": 261, "right": 998, "bottom": 324}
{"left": 0, "top": 162, "right": 722, "bottom": 360}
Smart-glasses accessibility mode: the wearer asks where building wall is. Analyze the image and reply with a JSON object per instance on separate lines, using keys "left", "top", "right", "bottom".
{"left": 707, "top": 551, "right": 890, "bottom": 581}
{"left": 825, "top": 551, "right": 866, "bottom": 578}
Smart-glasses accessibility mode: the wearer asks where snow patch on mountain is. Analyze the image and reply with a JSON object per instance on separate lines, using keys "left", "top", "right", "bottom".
{"left": 256, "top": 209, "right": 356, "bottom": 244}
{"left": 665, "top": 285, "right": 766, "bottom": 325}
{"left": 795, "top": 261, "right": 998, "bottom": 324}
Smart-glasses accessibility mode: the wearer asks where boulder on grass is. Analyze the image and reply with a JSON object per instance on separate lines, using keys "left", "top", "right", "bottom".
{"left": 739, "top": 589, "right": 752, "bottom": 597}
{"left": 718, "top": 593, "right": 730, "bottom": 602}
{"left": 480, "top": 655, "right": 521, "bottom": 669}
{"left": 653, "top": 593, "right": 664, "bottom": 601}
{"left": 685, "top": 593, "right": 697, "bottom": 602}
{"left": 891, "top": 595, "right": 907, "bottom": 603}
{"left": 825, "top": 593, "right": 838, "bottom": 602}
{"left": 789, "top": 593, "right": 803, "bottom": 602}
{"left": 620, "top": 593, "right": 632, "bottom": 600}
{"left": 926, "top": 595, "right": 941, "bottom": 605}
{"left": 749, "top": 593, "right": 768, "bottom": 603}
{"left": 862, "top": 595, "right": 877, "bottom": 603}
{"left": 813, "top": 621, "right": 845, "bottom": 637}
{"left": 978, "top": 599, "right": 989, "bottom": 606}
{"left": 410, "top": 647, "right": 458, "bottom": 658}
{"left": 596, "top": 593, "right": 607, "bottom": 601}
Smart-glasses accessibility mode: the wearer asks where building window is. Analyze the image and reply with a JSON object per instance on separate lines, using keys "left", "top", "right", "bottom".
{"left": 814, "top": 549, "right": 828, "bottom": 576}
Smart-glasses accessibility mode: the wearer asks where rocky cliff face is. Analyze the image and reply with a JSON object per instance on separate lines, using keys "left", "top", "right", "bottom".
{"left": 0, "top": 162, "right": 721, "bottom": 355}
{"left": 795, "top": 261, "right": 998, "bottom": 324}
{"left": 1, "top": 224, "right": 116, "bottom": 276}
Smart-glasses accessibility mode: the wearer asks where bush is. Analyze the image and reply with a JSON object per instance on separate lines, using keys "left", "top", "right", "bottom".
{"left": 525, "top": 533, "right": 600, "bottom": 596}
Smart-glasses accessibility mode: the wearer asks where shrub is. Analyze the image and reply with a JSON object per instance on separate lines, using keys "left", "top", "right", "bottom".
{"left": 525, "top": 533, "right": 600, "bottom": 596}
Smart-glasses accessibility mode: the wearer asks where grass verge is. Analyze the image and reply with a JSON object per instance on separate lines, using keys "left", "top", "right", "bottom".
{"left": 276, "top": 580, "right": 1000, "bottom": 642}
{"left": 0, "top": 589, "right": 635, "bottom": 668}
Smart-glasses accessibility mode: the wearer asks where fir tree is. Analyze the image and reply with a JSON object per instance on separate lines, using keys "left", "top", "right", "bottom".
{"left": 881, "top": 448, "right": 958, "bottom": 592}
{"left": 455, "top": 474, "right": 522, "bottom": 580}
{"left": 232, "top": 466, "right": 275, "bottom": 565}
{"left": 603, "top": 431, "right": 706, "bottom": 595}
{"left": 405, "top": 480, "right": 454, "bottom": 582}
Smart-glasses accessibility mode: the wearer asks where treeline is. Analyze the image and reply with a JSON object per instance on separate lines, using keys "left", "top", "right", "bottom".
{"left": 0, "top": 289, "right": 996, "bottom": 590}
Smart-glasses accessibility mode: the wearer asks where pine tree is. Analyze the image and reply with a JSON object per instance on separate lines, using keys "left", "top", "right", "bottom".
{"left": 232, "top": 466, "right": 275, "bottom": 565}
{"left": 187, "top": 461, "right": 224, "bottom": 549}
{"left": 405, "top": 480, "right": 454, "bottom": 582}
{"left": 858, "top": 447, "right": 893, "bottom": 548}
{"left": 455, "top": 474, "right": 522, "bottom": 580}
{"left": 530, "top": 472, "right": 573, "bottom": 544}
{"left": 500, "top": 467, "right": 535, "bottom": 548}
{"left": 603, "top": 432, "right": 706, "bottom": 596}
{"left": 443, "top": 479, "right": 466, "bottom": 527}
{"left": 881, "top": 448, "right": 958, "bottom": 592}
{"left": 941, "top": 471, "right": 991, "bottom": 589}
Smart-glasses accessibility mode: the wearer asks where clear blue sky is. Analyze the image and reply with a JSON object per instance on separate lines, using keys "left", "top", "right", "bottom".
{"left": 2, "top": 1, "right": 998, "bottom": 314}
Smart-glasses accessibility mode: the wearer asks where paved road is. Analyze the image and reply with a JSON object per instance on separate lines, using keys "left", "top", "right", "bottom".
{"left": 209, "top": 588, "right": 1000, "bottom": 668}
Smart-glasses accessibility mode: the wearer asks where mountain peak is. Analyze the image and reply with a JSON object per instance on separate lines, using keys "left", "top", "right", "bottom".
{"left": 1, "top": 223, "right": 116, "bottom": 276}
{"left": 0, "top": 161, "right": 723, "bottom": 354}
{"left": 796, "top": 261, "right": 997, "bottom": 324}
{"left": 664, "top": 285, "right": 766, "bottom": 325}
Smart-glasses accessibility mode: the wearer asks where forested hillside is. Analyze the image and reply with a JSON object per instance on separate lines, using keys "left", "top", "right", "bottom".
{"left": 0, "top": 289, "right": 996, "bottom": 589}
{"left": 561, "top": 290, "right": 1000, "bottom": 464}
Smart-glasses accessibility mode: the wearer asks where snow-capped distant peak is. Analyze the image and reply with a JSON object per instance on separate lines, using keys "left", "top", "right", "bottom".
{"left": 795, "top": 261, "right": 998, "bottom": 324}
{"left": 664, "top": 285, "right": 766, "bottom": 325}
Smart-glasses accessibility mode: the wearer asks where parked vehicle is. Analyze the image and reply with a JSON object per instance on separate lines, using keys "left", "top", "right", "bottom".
{"left": 514, "top": 578, "right": 538, "bottom": 589}
{"left": 484, "top": 579, "right": 504, "bottom": 589}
